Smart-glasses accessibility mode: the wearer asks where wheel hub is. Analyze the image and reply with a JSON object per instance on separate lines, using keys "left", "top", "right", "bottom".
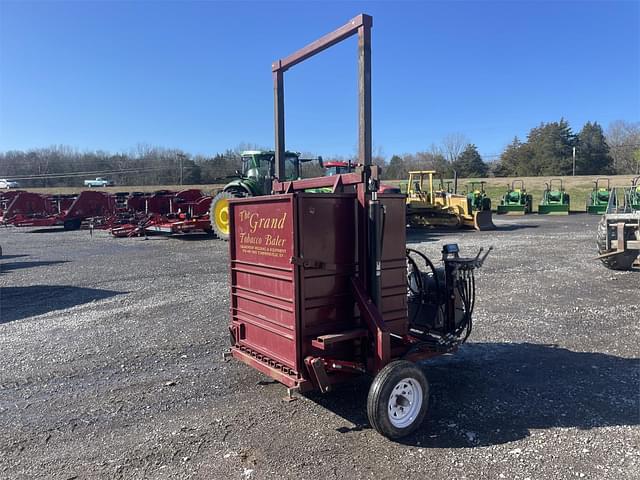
{"left": 387, "top": 378, "right": 423, "bottom": 428}
{"left": 214, "top": 199, "right": 230, "bottom": 235}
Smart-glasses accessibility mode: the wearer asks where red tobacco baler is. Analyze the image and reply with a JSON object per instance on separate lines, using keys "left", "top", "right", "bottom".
{"left": 225, "top": 14, "right": 491, "bottom": 439}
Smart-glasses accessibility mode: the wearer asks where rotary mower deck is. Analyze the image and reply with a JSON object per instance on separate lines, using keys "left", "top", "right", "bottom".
{"left": 1, "top": 189, "right": 214, "bottom": 236}
{"left": 225, "top": 14, "right": 491, "bottom": 440}
{"left": 1, "top": 190, "right": 116, "bottom": 230}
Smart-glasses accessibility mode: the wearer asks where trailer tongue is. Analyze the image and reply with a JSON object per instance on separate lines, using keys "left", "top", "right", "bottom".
{"left": 225, "top": 14, "right": 491, "bottom": 439}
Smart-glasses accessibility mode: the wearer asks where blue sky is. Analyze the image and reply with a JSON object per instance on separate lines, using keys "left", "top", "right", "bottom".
{"left": 1, "top": 0, "right": 638, "bottom": 161}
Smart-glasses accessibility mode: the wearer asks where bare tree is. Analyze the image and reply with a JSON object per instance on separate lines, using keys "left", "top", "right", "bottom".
{"left": 606, "top": 120, "right": 640, "bottom": 174}
{"left": 441, "top": 132, "right": 471, "bottom": 163}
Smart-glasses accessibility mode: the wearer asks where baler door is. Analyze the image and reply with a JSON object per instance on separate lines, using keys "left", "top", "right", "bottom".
{"left": 229, "top": 195, "right": 300, "bottom": 374}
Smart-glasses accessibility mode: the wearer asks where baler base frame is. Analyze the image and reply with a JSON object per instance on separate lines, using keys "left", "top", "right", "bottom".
{"left": 230, "top": 346, "right": 313, "bottom": 393}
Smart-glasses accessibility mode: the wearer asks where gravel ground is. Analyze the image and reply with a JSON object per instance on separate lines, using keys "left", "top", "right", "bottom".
{"left": 0, "top": 214, "right": 638, "bottom": 479}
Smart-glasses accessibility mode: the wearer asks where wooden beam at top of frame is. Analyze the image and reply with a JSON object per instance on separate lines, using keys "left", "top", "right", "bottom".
{"left": 272, "top": 14, "right": 372, "bottom": 72}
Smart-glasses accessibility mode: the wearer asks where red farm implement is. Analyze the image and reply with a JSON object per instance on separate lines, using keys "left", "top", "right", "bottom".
{"left": 225, "top": 14, "right": 491, "bottom": 440}
{"left": 111, "top": 189, "right": 213, "bottom": 237}
{"left": 8, "top": 190, "right": 117, "bottom": 230}
{"left": 1, "top": 191, "right": 56, "bottom": 226}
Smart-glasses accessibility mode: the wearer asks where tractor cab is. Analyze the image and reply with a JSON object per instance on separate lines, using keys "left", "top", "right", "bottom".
{"left": 323, "top": 160, "right": 353, "bottom": 176}
{"left": 240, "top": 150, "right": 303, "bottom": 188}
{"left": 407, "top": 170, "right": 436, "bottom": 204}
{"left": 211, "top": 150, "right": 321, "bottom": 240}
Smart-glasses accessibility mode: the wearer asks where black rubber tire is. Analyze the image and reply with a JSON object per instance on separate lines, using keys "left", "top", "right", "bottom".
{"left": 596, "top": 217, "right": 639, "bottom": 271}
{"left": 63, "top": 218, "right": 82, "bottom": 231}
{"left": 367, "top": 360, "right": 429, "bottom": 439}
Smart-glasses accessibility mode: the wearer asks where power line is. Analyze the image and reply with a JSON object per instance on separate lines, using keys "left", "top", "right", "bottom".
{"left": 5, "top": 166, "right": 186, "bottom": 181}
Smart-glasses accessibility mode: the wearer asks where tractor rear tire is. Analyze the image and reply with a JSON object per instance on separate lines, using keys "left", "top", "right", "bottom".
{"left": 367, "top": 360, "right": 429, "bottom": 440}
{"left": 597, "top": 217, "right": 639, "bottom": 271}
{"left": 210, "top": 191, "right": 245, "bottom": 241}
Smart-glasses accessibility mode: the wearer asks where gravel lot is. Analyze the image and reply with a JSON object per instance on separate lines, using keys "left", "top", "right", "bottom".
{"left": 1, "top": 214, "right": 638, "bottom": 479}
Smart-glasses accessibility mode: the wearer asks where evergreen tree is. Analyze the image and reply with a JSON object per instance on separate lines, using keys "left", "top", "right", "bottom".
{"left": 576, "top": 121, "right": 612, "bottom": 174}
{"left": 495, "top": 137, "right": 530, "bottom": 176}
{"left": 451, "top": 144, "right": 488, "bottom": 177}
{"left": 526, "top": 119, "right": 575, "bottom": 175}
{"left": 384, "top": 154, "right": 406, "bottom": 180}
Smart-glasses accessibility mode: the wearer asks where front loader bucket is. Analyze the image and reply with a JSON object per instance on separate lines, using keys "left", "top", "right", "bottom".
{"left": 538, "top": 204, "right": 569, "bottom": 215}
{"left": 473, "top": 210, "right": 496, "bottom": 230}
{"left": 587, "top": 205, "right": 607, "bottom": 215}
{"left": 497, "top": 205, "right": 526, "bottom": 215}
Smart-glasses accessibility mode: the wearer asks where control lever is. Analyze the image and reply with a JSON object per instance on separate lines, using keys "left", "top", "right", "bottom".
{"left": 442, "top": 245, "right": 493, "bottom": 270}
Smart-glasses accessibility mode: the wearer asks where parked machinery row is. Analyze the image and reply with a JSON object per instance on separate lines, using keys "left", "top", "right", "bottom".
{"left": 0, "top": 189, "right": 213, "bottom": 236}
{"left": 496, "top": 179, "right": 570, "bottom": 215}
{"left": 497, "top": 176, "right": 638, "bottom": 216}
{"left": 403, "top": 171, "right": 496, "bottom": 231}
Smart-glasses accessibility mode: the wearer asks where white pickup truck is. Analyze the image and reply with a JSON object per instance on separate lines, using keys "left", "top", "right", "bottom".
{"left": 84, "top": 177, "right": 114, "bottom": 187}
{"left": 0, "top": 178, "right": 19, "bottom": 189}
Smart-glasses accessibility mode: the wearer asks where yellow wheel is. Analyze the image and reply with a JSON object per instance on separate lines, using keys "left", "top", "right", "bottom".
{"left": 210, "top": 191, "right": 240, "bottom": 240}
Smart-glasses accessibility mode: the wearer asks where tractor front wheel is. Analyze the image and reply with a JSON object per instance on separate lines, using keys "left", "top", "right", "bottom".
{"left": 210, "top": 191, "right": 245, "bottom": 240}
{"left": 367, "top": 360, "right": 429, "bottom": 440}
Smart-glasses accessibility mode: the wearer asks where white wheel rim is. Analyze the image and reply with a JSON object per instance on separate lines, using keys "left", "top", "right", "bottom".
{"left": 387, "top": 377, "right": 423, "bottom": 429}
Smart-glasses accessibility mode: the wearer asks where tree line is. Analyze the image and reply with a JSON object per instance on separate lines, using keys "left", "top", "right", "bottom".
{"left": 384, "top": 120, "right": 639, "bottom": 180}
{"left": 0, "top": 120, "right": 638, "bottom": 187}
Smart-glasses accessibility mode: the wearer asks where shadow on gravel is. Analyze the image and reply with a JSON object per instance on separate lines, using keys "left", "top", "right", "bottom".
{"left": 406, "top": 223, "right": 540, "bottom": 243}
{"left": 307, "top": 342, "right": 639, "bottom": 447}
{"left": 0, "top": 285, "right": 126, "bottom": 324}
{"left": 0, "top": 254, "right": 30, "bottom": 260}
{"left": 0, "top": 260, "right": 69, "bottom": 274}
{"left": 171, "top": 233, "right": 217, "bottom": 241}
{"left": 27, "top": 227, "right": 67, "bottom": 233}
{"left": 493, "top": 224, "right": 540, "bottom": 231}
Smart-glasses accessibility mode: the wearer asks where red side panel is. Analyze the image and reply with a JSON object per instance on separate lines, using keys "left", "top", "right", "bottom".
{"left": 4, "top": 192, "right": 49, "bottom": 219}
{"left": 379, "top": 195, "right": 408, "bottom": 335}
{"left": 65, "top": 191, "right": 116, "bottom": 219}
{"left": 297, "top": 194, "right": 358, "bottom": 343}
{"left": 229, "top": 195, "right": 299, "bottom": 373}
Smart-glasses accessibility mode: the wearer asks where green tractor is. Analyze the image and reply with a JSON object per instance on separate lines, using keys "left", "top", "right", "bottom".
{"left": 538, "top": 179, "right": 570, "bottom": 215}
{"left": 497, "top": 179, "right": 533, "bottom": 215}
{"left": 631, "top": 176, "right": 640, "bottom": 210}
{"left": 466, "top": 181, "right": 492, "bottom": 212}
{"left": 210, "top": 150, "right": 315, "bottom": 239}
{"left": 586, "top": 178, "right": 611, "bottom": 215}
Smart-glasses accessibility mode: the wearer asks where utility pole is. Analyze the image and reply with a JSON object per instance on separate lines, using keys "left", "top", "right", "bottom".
{"left": 177, "top": 153, "right": 185, "bottom": 185}
{"left": 572, "top": 147, "right": 576, "bottom": 176}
